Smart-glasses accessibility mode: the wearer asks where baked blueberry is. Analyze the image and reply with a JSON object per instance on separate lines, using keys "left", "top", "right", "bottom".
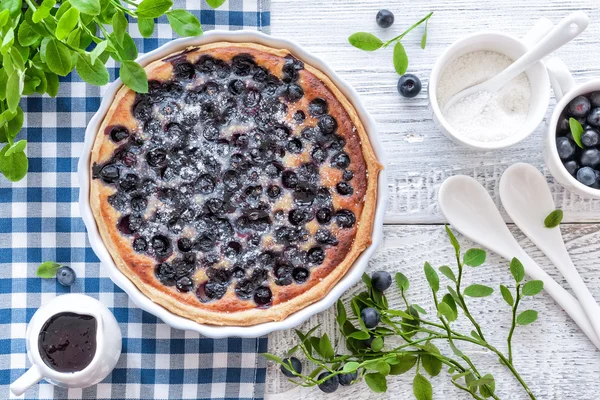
{"left": 315, "top": 229, "right": 339, "bottom": 246}
{"left": 556, "top": 137, "right": 576, "bottom": 159}
{"left": 580, "top": 148, "right": 600, "bottom": 167}
{"left": 146, "top": 148, "right": 167, "bottom": 167}
{"left": 244, "top": 89, "right": 261, "bottom": 107}
{"left": 232, "top": 54, "right": 256, "bottom": 76}
{"left": 361, "top": 307, "right": 380, "bottom": 328}
{"left": 119, "top": 173, "right": 138, "bottom": 192}
{"left": 109, "top": 126, "right": 129, "bottom": 142}
{"left": 195, "top": 233, "right": 215, "bottom": 252}
{"left": 577, "top": 166, "right": 596, "bottom": 186}
{"left": 99, "top": 164, "right": 119, "bottom": 183}
{"left": 317, "top": 373, "right": 339, "bottom": 393}
{"left": 331, "top": 152, "right": 350, "bottom": 169}
{"left": 254, "top": 286, "right": 272, "bottom": 306}
{"left": 176, "top": 276, "right": 194, "bottom": 292}
{"left": 336, "top": 209, "right": 356, "bottom": 228}
{"left": 286, "top": 84, "right": 304, "bottom": 102}
{"left": 155, "top": 263, "right": 176, "bottom": 286}
{"left": 398, "top": 74, "right": 422, "bottom": 98}
{"left": 292, "top": 267, "right": 309, "bottom": 283}
{"left": 282, "top": 170, "right": 299, "bottom": 188}
{"left": 177, "top": 237, "right": 193, "bottom": 252}
{"left": 286, "top": 138, "right": 303, "bottom": 154}
{"left": 151, "top": 235, "right": 171, "bottom": 258}
{"left": 289, "top": 209, "right": 308, "bottom": 226}
{"left": 336, "top": 182, "right": 353, "bottom": 195}
{"left": 223, "top": 170, "right": 241, "bottom": 190}
{"left": 372, "top": 271, "right": 392, "bottom": 292}
{"left": 316, "top": 208, "right": 332, "bottom": 224}
{"left": 204, "top": 280, "right": 228, "bottom": 300}
{"left": 267, "top": 185, "right": 282, "bottom": 198}
{"left": 118, "top": 214, "right": 142, "bottom": 234}
{"left": 307, "top": 247, "right": 325, "bottom": 265}
{"left": 293, "top": 110, "right": 306, "bottom": 123}
{"left": 294, "top": 184, "right": 316, "bottom": 206}
{"left": 311, "top": 146, "right": 327, "bottom": 163}
{"left": 133, "top": 99, "right": 152, "bottom": 121}
{"left": 228, "top": 79, "right": 245, "bottom": 95}
{"left": 132, "top": 237, "right": 148, "bottom": 252}
{"left": 173, "top": 61, "right": 195, "bottom": 79}
{"left": 376, "top": 9, "right": 395, "bottom": 28}
{"left": 318, "top": 115, "right": 337, "bottom": 134}
{"left": 308, "top": 98, "right": 328, "bottom": 117}
{"left": 280, "top": 357, "right": 302, "bottom": 377}
{"left": 224, "top": 241, "right": 241, "bottom": 257}
{"left": 197, "top": 174, "right": 216, "bottom": 194}
{"left": 568, "top": 95, "right": 591, "bottom": 117}
{"left": 275, "top": 264, "right": 293, "bottom": 286}
{"left": 130, "top": 195, "right": 148, "bottom": 212}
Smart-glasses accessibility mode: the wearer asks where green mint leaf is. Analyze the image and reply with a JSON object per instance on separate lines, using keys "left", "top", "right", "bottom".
{"left": 516, "top": 309, "right": 538, "bottom": 325}
{"left": 55, "top": 0, "right": 71, "bottom": 19}
{"left": 32, "top": 0, "right": 55, "bottom": 23}
{"left": 76, "top": 53, "right": 109, "bottom": 86}
{"left": 389, "top": 355, "right": 417, "bottom": 375}
{"left": 120, "top": 61, "right": 148, "bottom": 93}
{"left": 423, "top": 262, "right": 439, "bottom": 292}
{"left": 500, "top": 284, "right": 514, "bottom": 306}
{"left": 510, "top": 258, "right": 525, "bottom": 283}
{"left": 445, "top": 225, "right": 460, "bottom": 256}
{"left": 393, "top": 41, "right": 408, "bottom": 75}
{"left": 348, "top": 32, "right": 383, "bottom": 51}
{"left": 413, "top": 374, "right": 433, "bottom": 400}
{"left": 0, "top": 143, "right": 28, "bottom": 181}
{"left": 361, "top": 272, "right": 372, "bottom": 288}
{"left": 56, "top": 8, "right": 80, "bottom": 40}
{"left": 420, "top": 20, "right": 428, "bottom": 49}
{"left": 365, "top": 373, "right": 387, "bottom": 393}
{"left": 112, "top": 11, "right": 128, "bottom": 42}
{"left": 319, "top": 333, "right": 334, "bottom": 360}
{"left": 0, "top": 9, "right": 7, "bottom": 26}
{"left": 205, "top": 0, "right": 226, "bottom": 8}
{"left": 1, "top": 27, "right": 14, "bottom": 54}
{"left": 17, "top": 20, "right": 40, "bottom": 46}
{"left": 0, "top": 0, "right": 21, "bottom": 18}
{"left": 166, "top": 9, "right": 202, "bottom": 37}
{"left": 5, "top": 139, "right": 26, "bottom": 156}
{"left": 370, "top": 336, "right": 384, "bottom": 352}
{"left": 36, "top": 261, "right": 61, "bottom": 278}
{"left": 522, "top": 280, "right": 544, "bottom": 296}
{"left": 394, "top": 271, "right": 409, "bottom": 292}
{"left": 569, "top": 117, "right": 584, "bottom": 149}
{"left": 463, "top": 248, "right": 486, "bottom": 267}
{"left": 6, "top": 106, "right": 23, "bottom": 139}
{"left": 138, "top": 18, "right": 155, "bottom": 38}
{"left": 438, "top": 265, "right": 456, "bottom": 282}
{"left": 464, "top": 284, "right": 494, "bottom": 297}
{"left": 137, "top": 0, "right": 173, "bottom": 19}
{"left": 6, "top": 70, "right": 22, "bottom": 112}
{"left": 45, "top": 72, "right": 59, "bottom": 97}
{"left": 46, "top": 39, "right": 73, "bottom": 76}
{"left": 89, "top": 41, "right": 108, "bottom": 65}
{"left": 69, "top": 0, "right": 100, "bottom": 15}
{"left": 544, "top": 209, "right": 563, "bottom": 228}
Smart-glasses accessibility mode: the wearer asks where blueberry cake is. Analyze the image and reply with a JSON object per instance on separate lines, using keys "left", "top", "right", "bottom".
{"left": 90, "top": 42, "right": 381, "bottom": 326}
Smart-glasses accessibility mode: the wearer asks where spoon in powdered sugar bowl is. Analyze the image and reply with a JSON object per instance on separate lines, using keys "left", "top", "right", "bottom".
{"left": 439, "top": 175, "right": 600, "bottom": 350}
{"left": 443, "top": 11, "right": 589, "bottom": 112}
{"left": 500, "top": 163, "right": 600, "bottom": 343}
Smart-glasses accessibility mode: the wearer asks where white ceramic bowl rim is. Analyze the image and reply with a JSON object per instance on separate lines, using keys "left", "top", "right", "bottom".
{"left": 429, "top": 30, "right": 551, "bottom": 150}
{"left": 78, "top": 30, "right": 388, "bottom": 338}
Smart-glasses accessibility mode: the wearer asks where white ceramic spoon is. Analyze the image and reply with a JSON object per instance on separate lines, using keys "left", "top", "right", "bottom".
{"left": 443, "top": 11, "right": 589, "bottom": 112}
{"left": 439, "top": 175, "right": 600, "bottom": 350}
{"left": 500, "top": 163, "right": 600, "bottom": 341}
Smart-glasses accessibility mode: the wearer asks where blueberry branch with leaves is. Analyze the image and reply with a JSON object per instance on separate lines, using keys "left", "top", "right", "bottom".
{"left": 0, "top": 0, "right": 222, "bottom": 183}
{"left": 264, "top": 226, "right": 543, "bottom": 399}
{"left": 348, "top": 12, "right": 433, "bottom": 76}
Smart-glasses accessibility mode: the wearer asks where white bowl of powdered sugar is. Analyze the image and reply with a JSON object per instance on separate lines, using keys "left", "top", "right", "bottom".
{"left": 429, "top": 19, "right": 554, "bottom": 150}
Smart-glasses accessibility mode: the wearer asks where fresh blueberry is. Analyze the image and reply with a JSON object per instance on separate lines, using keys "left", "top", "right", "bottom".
{"left": 568, "top": 95, "right": 591, "bottom": 117}
{"left": 591, "top": 92, "right": 600, "bottom": 108}
{"left": 556, "top": 136, "right": 576, "bottom": 159}
{"left": 56, "top": 266, "right": 76, "bottom": 286}
{"left": 580, "top": 148, "right": 600, "bottom": 167}
{"left": 360, "top": 307, "right": 380, "bottom": 329}
{"left": 376, "top": 9, "right": 395, "bottom": 28}
{"left": 371, "top": 271, "right": 392, "bottom": 292}
{"left": 317, "top": 372, "right": 339, "bottom": 393}
{"left": 587, "top": 108, "right": 600, "bottom": 127}
{"left": 280, "top": 357, "right": 302, "bottom": 377}
{"left": 337, "top": 369, "right": 358, "bottom": 386}
{"left": 563, "top": 160, "right": 579, "bottom": 176}
{"left": 398, "top": 74, "right": 422, "bottom": 98}
{"left": 363, "top": 333, "right": 376, "bottom": 347}
{"left": 557, "top": 116, "right": 570, "bottom": 133}
{"left": 577, "top": 166, "right": 596, "bottom": 186}
{"left": 582, "top": 128, "right": 600, "bottom": 147}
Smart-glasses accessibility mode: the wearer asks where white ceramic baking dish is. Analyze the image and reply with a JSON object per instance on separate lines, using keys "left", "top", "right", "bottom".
{"left": 78, "top": 30, "right": 388, "bottom": 338}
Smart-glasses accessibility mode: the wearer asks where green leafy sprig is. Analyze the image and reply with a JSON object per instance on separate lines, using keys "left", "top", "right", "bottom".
{"left": 0, "top": 0, "right": 222, "bottom": 183}
{"left": 264, "top": 227, "right": 543, "bottom": 400}
{"left": 544, "top": 209, "right": 563, "bottom": 228}
{"left": 348, "top": 12, "right": 433, "bottom": 76}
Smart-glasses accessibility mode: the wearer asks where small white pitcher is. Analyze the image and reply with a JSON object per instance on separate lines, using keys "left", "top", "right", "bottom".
{"left": 10, "top": 294, "right": 122, "bottom": 396}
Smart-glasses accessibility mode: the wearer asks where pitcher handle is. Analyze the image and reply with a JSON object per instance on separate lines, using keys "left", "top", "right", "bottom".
{"left": 10, "top": 365, "right": 44, "bottom": 397}
{"left": 546, "top": 57, "right": 576, "bottom": 101}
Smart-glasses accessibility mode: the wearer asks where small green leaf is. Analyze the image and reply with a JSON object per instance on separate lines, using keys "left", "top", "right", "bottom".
{"left": 464, "top": 284, "right": 494, "bottom": 298}
{"left": 500, "top": 284, "right": 514, "bottom": 306}
{"left": 510, "top": 258, "right": 525, "bottom": 283}
{"left": 17, "top": 20, "right": 40, "bottom": 46}
{"left": 0, "top": 8, "right": 8, "bottom": 26}
{"left": 336, "top": 299, "right": 347, "bottom": 327}
{"left": 56, "top": 8, "right": 80, "bottom": 40}
{"left": 46, "top": 39, "right": 73, "bottom": 76}
{"left": 522, "top": 280, "right": 544, "bottom": 296}
{"left": 205, "top": 0, "right": 226, "bottom": 8}
{"left": 392, "top": 41, "right": 408, "bottom": 75}
{"left": 517, "top": 310, "right": 538, "bottom": 325}
{"left": 471, "top": 330, "right": 483, "bottom": 342}
{"left": 119, "top": 32, "right": 138, "bottom": 61}
{"left": 348, "top": 32, "right": 383, "bottom": 51}
{"left": 5, "top": 139, "right": 25, "bottom": 156}
{"left": 138, "top": 17, "right": 155, "bottom": 38}
{"left": 422, "top": 343, "right": 442, "bottom": 377}
{"left": 6, "top": 106, "right": 23, "bottom": 139}
{"left": 479, "top": 374, "right": 496, "bottom": 398}
{"left": 413, "top": 374, "right": 433, "bottom": 400}
{"left": 36, "top": 261, "right": 61, "bottom": 278}
{"left": 411, "top": 304, "right": 427, "bottom": 315}
{"left": 0, "top": 0, "right": 21, "bottom": 18}
{"left": 361, "top": 272, "right": 372, "bottom": 288}
{"left": 385, "top": 308, "right": 413, "bottom": 319}
{"left": 342, "top": 362, "right": 359, "bottom": 373}
{"left": 69, "top": 0, "right": 101, "bottom": 15}
{"left": 166, "top": 9, "right": 202, "bottom": 37}
{"left": 389, "top": 355, "right": 417, "bottom": 375}
{"left": 445, "top": 225, "right": 460, "bottom": 256}
{"left": 120, "top": 61, "right": 148, "bottom": 93}
{"left": 112, "top": 11, "right": 128, "bottom": 42}
{"left": 437, "top": 302, "right": 455, "bottom": 322}
{"left": 438, "top": 265, "right": 456, "bottom": 283}
{"left": 375, "top": 360, "right": 391, "bottom": 376}
{"left": 364, "top": 373, "right": 387, "bottom": 393}
{"left": 348, "top": 330, "right": 370, "bottom": 340}
{"left": 395, "top": 271, "right": 409, "bottom": 292}
{"left": 370, "top": 336, "right": 384, "bottom": 352}
{"left": 424, "top": 262, "right": 439, "bottom": 292}
{"left": 1, "top": 27, "right": 14, "bottom": 54}
{"left": 544, "top": 209, "right": 563, "bottom": 228}
{"left": 32, "top": 0, "right": 55, "bottom": 23}
{"left": 137, "top": 0, "right": 173, "bottom": 19}
{"left": 464, "top": 248, "right": 486, "bottom": 267}
{"left": 569, "top": 117, "right": 584, "bottom": 149}
{"left": 468, "top": 374, "right": 495, "bottom": 388}
{"left": 0, "top": 142, "right": 28, "bottom": 181}
{"left": 46, "top": 72, "right": 59, "bottom": 97}
{"left": 261, "top": 353, "right": 282, "bottom": 364}
{"left": 6, "top": 70, "right": 22, "bottom": 112}
{"left": 319, "top": 333, "right": 334, "bottom": 360}
{"left": 89, "top": 41, "right": 108, "bottom": 65}
{"left": 76, "top": 53, "right": 109, "bottom": 86}
{"left": 421, "top": 20, "right": 428, "bottom": 49}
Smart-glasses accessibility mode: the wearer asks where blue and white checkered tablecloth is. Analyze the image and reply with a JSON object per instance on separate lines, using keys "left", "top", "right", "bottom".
{"left": 0, "top": 1, "right": 270, "bottom": 399}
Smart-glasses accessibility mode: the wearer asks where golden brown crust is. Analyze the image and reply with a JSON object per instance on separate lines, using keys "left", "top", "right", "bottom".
{"left": 90, "top": 42, "right": 382, "bottom": 326}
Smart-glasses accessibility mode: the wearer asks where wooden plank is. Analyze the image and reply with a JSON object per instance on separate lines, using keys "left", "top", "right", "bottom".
{"left": 266, "top": 224, "right": 600, "bottom": 399}
{"left": 270, "top": 0, "right": 600, "bottom": 224}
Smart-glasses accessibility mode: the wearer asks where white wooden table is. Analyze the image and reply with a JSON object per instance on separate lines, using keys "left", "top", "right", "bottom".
{"left": 266, "top": 0, "right": 600, "bottom": 398}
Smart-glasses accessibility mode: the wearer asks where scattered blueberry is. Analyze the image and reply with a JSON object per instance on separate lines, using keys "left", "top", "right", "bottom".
{"left": 280, "top": 357, "right": 302, "bottom": 377}
{"left": 582, "top": 128, "right": 600, "bottom": 147}
{"left": 556, "top": 137, "right": 576, "bottom": 159}
{"left": 398, "top": 74, "right": 422, "bottom": 98}
{"left": 56, "top": 266, "right": 76, "bottom": 286}
{"left": 376, "top": 9, "right": 395, "bottom": 28}
{"left": 337, "top": 369, "right": 358, "bottom": 386}
{"left": 317, "top": 372, "right": 339, "bottom": 393}
{"left": 577, "top": 166, "right": 597, "bottom": 186}
{"left": 568, "top": 96, "right": 591, "bottom": 117}
{"left": 360, "top": 307, "right": 380, "bottom": 329}
{"left": 371, "top": 271, "right": 392, "bottom": 292}
{"left": 580, "top": 148, "right": 600, "bottom": 168}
